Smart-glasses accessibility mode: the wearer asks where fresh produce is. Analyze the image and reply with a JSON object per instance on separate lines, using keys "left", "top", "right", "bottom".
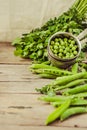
{"left": 30, "top": 61, "right": 87, "bottom": 79}
{"left": 64, "top": 84, "right": 87, "bottom": 95}
{"left": 54, "top": 79, "right": 87, "bottom": 91}
{"left": 30, "top": 63, "right": 73, "bottom": 79}
{"left": 82, "top": 43, "right": 87, "bottom": 52}
{"left": 11, "top": 0, "right": 87, "bottom": 126}
{"left": 39, "top": 94, "right": 87, "bottom": 124}
{"left": 79, "top": 62, "right": 87, "bottom": 72}
{"left": 36, "top": 72, "right": 87, "bottom": 94}
{"left": 71, "top": 62, "right": 78, "bottom": 73}
{"left": 71, "top": 98, "right": 87, "bottom": 106}
{"left": 49, "top": 72, "right": 87, "bottom": 86}
{"left": 12, "top": 0, "right": 87, "bottom": 62}
{"left": 52, "top": 98, "right": 87, "bottom": 107}
{"left": 31, "top": 57, "right": 87, "bottom": 125}
{"left": 45, "top": 99, "right": 71, "bottom": 125}
{"left": 60, "top": 107, "right": 87, "bottom": 121}
{"left": 36, "top": 71, "right": 87, "bottom": 125}
{"left": 72, "top": 92, "right": 87, "bottom": 98}
{"left": 39, "top": 95, "right": 70, "bottom": 102}
{"left": 50, "top": 37, "right": 78, "bottom": 59}
{"left": 39, "top": 95, "right": 87, "bottom": 107}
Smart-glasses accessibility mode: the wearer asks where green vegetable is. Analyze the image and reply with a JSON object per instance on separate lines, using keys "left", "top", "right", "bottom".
{"left": 64, "top": 84, "right": 87, "bottom": 95}
{"left": 45, "top": 99, "right": 71, "bottom": 125}
{"left": 52, "top": 98, "right": 87, "bottom": 107}
{"left": 39, "top": 95, "right": 70, "bottom": 102}
{"left": 54, "top": 79, "right": 87, "bottom": 91}
{"left": 30, "top": 63, "right": 72, "bottom": 79}
{"left": 30, "top": 63, "right": 57, "bottom": 69}
{"left": 71, "top": 62, "right": 78, "bottom": 73}
{"left": 60, "top": 107, "right": 87, "bottom": 121}
{"left": 72, "top": 92, "right": 87, "bottom": 98}
{"left": 12, "top": 0, "right": 87, "bottom": 62}
{"left": 71, "top": 98, "right": 87, "bottom": 106}
{"left": 79, "top": 62, "right": 87, "bottom": 72}
{"left": 50, "top": 37, "right": 78, "bottom": 59}
{"left": 51, "top": 72, "right": 87, "bottom": 86}
{"left": 38, "top": 73, "right": 57, "bottom": 79}
{"left": 36, "top": 72, "right": 87, "bottom": 94}
{"left": 32, "top": 68, "right": 72, "bottom": 76}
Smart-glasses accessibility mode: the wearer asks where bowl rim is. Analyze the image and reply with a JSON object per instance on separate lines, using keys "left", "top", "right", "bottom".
{"left": 48, "top": 32, "right": 81, "bottom": 61}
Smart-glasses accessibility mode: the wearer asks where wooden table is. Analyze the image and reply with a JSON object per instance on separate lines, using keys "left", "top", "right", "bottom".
{"left": 0, "top": 42, "right": 87, "bottom": 130}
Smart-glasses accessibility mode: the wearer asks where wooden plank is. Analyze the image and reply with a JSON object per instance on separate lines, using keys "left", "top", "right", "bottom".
{"left": 0, "top": 93, "right": 46, "bottom": 107}
{"left": 0, "top": 93, "right": 53, "bottom": 126}
{"left": 0, "top": 42, "right": 30, "bottom": 64}
{"left": 0, "top": 93, "right": 87, "bottom": 128}
{"left": 0, "top": 125, "right": 86, "bottom": 130}
{"left": 0, "top": 80, "right": 51, "bottom": 94}
{"left": 0, "top": 64, "right": 39, "bottom": 81}
{"left": 0, "top": 64, "right": 51, "bottom": 93}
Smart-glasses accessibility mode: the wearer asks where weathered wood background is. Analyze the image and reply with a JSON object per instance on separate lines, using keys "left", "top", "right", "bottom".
{"left": 0, "top": 42, "right": 87, "bottom": 130}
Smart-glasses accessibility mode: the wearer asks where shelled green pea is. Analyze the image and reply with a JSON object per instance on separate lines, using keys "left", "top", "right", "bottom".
{"left": 50, "top": 37, "right": 78, "bottom": 59}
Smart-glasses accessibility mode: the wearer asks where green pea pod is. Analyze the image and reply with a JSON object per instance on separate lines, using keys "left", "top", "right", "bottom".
{"left": 41, "top": 68, "right": 72, "bottom": 76}
{"left": 60, "top": 107, "right": 87, "bottom": 121}
{"left": 30, "top": 63, "right": 72, "bottom": 76}
{"left": 52, "top": 98, "right": 87, "bottom": 107}
{"left": 71, "top": 62, "right": 78, "bottom": 74}
{"left": 73, "top": 92, "right": 87, "bottom": 98}
{"left": 51, "top": 101, "right": 65, "bottom": 107}
{"left": 64, "top": 84, "right": 87, "bottom": 95}
{"left": 41, "top": 72, "right": 87, "bottom": 93}
{"left": 31, "top": 68, "right": 72, "bottom": 77}
{"left": 52, "top": 72, "right": 87, "bottom": 86}
{"left": 30, "top": 63, "right": 57, "bottom": 70}
{"left": 39, "top": 73, "right": 57, "bottom": 79}
{"left": 41, "top": 61, "right": 51, "bottom": 65}
{"left": 71, "top": 98, "right": 87, "bottom": 106}
{"left": 39, "top": 95, "right": 69, "bottom": 102}
{"left": 55, "top": 79, "right": 87, "bottom": 91}
{"left": 45, "top": 99, "right": 71, "bottom": 125}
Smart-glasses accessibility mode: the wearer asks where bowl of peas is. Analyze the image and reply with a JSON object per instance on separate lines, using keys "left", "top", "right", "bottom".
{"left": 47, "top": 32, "right": 81, "bottom": 68}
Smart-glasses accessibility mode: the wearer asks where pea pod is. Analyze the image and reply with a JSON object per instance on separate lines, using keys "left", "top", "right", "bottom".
{"left": 51, "top": 101, "right": 66, "bottom": 107}
{"left": 30, "top": 64, "right": 72, "bottom": 77}
{"left": 39, "top": 73, "right": 57, "bottom": 79}
{"left": 64, "top": 84, "right": 87, "bottom": 95}
{"left": 73, "top": 92, "right": 87, "bottom": 98}
{"left": 36, "top": 72, "right": 87, "bottom": 94}
{"left": 32, "top": 68, "right": 70, "bottom": 76}
{"left": 41, "top": 61, "right": 51, "bottom": 65}
{"left": 30, "top": 63, "right": 57, "bottom": 70}
{"left": 39, "top": 95, "right": 70, "bottom": 102}
{"left": 60, "top": 107, "right": 87, "bottom": 121}
{"left": 71, "top": 98, "right": 87, "bottom": 106}
{"left": 45, "top": 99, "right": 71, "bottom": 125}
{"left": 52, "top": 98, "right": 87, "bottom": 107}
{"left": 71, "top": 62, "right": 78, "bottom": 74}
{"left": 52, "top": 72, "right": 87, "bottom": 86}
{"left": 55, "top": 79, "right": 87, "bottom": 91}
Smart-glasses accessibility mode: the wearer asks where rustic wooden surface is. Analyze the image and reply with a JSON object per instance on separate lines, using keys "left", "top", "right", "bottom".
{"left": 0, "top": 42, "right": 87, "bottom": 130}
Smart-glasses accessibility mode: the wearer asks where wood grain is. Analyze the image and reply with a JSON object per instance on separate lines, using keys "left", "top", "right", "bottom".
{"left": 0, "top": 126, "right": 86, "bottom": 130}
{"left": 0, "top": 42, "right": 30, "bottom": 64}
{"left": 0, "top": 93, "right": 87, "bottom": 128}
